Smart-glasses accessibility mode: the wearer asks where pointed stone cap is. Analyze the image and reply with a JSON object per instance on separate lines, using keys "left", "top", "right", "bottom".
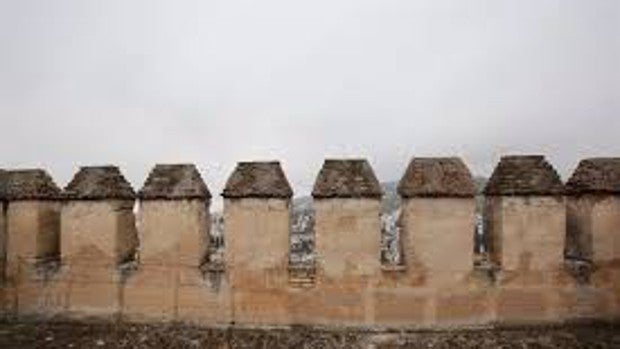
{"left": 312, "top": 159, "right": 382, "bottom": 199}
{"left": 566, "top": 158, "right": 620, "bottom": 195}
{"left": 484, "top": 155, "right": 564, "bottom": 196}
{"left": 139, "top": 164, "right": 211, "bottom": 200}
{"left": 398, "top": 157, "right": 476, "bottom": 198}
{"left": 222, "top": 161, "right": 293, "bottom": 199}
{"left": 64, "top": 166, "right": 135, "bottom": 200}
{"left": 3, "top": 169, "right": 62, "bottom": 201}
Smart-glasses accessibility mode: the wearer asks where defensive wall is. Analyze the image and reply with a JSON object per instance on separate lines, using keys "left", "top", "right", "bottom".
{"left": 0, "top": 155, "right": 618, "bottom": 328}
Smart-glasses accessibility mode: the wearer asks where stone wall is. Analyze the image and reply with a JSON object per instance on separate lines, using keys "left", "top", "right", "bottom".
{"left": 123, "top": 199, "right": 212, "bottom": 322}
{"left": 0, "top": 156, "right": 619, "bottom": 329}
{"left": 5, "top": 201, "right": 61, "bottom": 280}
{"left": 0, "top": 200, "right": 5, "bottom": 283}
{"left": 310, "top": 198, "right": 381, "bottom": 326}
{"left": 400, "top": 198, "right": 475, "bottom": 288}
{"left": 563, "top": 159, "right": 620, "bottom": 321}
{"left": 4, "top": 200, "right": 63, "bottom": 318}
{"left": 566, "top": 195, "right": 620, "bottom": 266}
{"left": 225, "top": 197, "right": 291, "bottom": 325}
{"left": 488, "top": 196, "right": 566, "bottom": 275}
{"left": 488, "top": 196, "right": 567, "bottom": 323}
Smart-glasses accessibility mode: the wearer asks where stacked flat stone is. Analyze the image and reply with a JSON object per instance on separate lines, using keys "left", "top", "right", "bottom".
{"left": 312, "top": 159, "right": 382, "bottom": 198}
{"left": 395, "top": 157, "right": 477, "bottom": 294}
{"left": 483, "top": 155, "right": 568, "bottom": 323}
{"left": 138, "top": 164, "right": 211, "bottom": 200}
{"left": 309, "top": 159, "right": 383, "bottom": 324}
{"left": 485, "top": 155, "right": 564, "bottom": 196}
{"left": 124, "top": 164, "right": 212, "bottom": 322}
{"left": 3, "top": 156, "right": 620, "bottom": 326}
{"left": 565, "top": 158, "right": 620, "bottom": 265}
{"left": 63, "top": 166, "right": 135, "bottom": 200}
{"left": 2, "top": 168, "right": 62, "bottom": 296}
{"left": 223, "top": 161, "right": 292, "bottom": 198}
{"left": 566, "top": 158, "right": 620, "bottom": 195}
{"left": 61, "top": 165, "right": 138, "bottom": 316}
{"left": 4, "top": 169, "right": 61, "bottom": 200}
{"left": 222, "top": 161, "right": 293, "bottom": 324}
{"left": 398, "top": 157, "right": 476, "bottom": 198}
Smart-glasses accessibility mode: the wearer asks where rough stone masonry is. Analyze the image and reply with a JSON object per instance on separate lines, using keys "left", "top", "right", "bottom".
{"left": 0, "top": 155, "right": 619, "bottom": 329}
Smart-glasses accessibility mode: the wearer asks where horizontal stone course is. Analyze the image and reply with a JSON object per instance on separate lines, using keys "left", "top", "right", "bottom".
{"left": 222, "top": 161, "right": 292, "bottom": 198}
{"left": 2, "top": 169, "right": 61, "bottom": 201}
{"left": 0, "top": 155, "right": 619, "bottom": 329}
{"left": 398, "top": 157, "right": 476, "bottom": 198}
{"left": 485, "top": 155, "right": 565, "bottom": 196}
{"left": 566, "top": 158, "right": 620, "bottom": 194}
{"left": 63, "top": 166, "right": 135, "bottom": 200}
{"left": 139, "top": 163, "right": 211, "bottom": 200}
{"left": 312, "top": 159, "right": 382, "bottom": 198}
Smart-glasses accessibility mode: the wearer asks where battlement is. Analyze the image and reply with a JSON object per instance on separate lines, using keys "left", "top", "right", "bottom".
{"left": 0, "top": 155, "right": 619, "bottom": 327}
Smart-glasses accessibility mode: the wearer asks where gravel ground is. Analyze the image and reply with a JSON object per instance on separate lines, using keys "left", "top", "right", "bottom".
{"left": 0, "top": 319, "right": 618, "bottom": 348}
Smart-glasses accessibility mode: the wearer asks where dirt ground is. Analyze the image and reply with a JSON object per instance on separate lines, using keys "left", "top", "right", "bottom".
{"left": 0, "top": 319, "right": 618, "bottom": 348}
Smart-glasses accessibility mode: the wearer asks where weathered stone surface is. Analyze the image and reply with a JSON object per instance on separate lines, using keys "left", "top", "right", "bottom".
{"left": 16, "top": 276, "right": 69, "bottom": 317}
{"left": 224, "top": 197, "right": 291, "bottom": 324}
{"left": 63, "top": 166, "right": 135, "bottom": 200}
{"left": 566, "top": 196, "right": 620, "bottom": 265}
{"left": 3, "top": 169, "right": 61, "bottom": 201}
{"left": 176, "top": 266, "right": 232, "bottom": 325}
{"left": 139, "top": 164, "right": 211, "bottom": 200}
{"left": 566, "top": 158, "right": 620, "bottom": 194}
{"left": 398, "top": 157, "right": 476, "bottom": 198}
{"left": 314, "top": 198, "right": 381, "bottom": 280}
{"left": 485, "top": 155, "right": 564, "bottom": 196}
{"left": 136, "top": 200, "right": 209, "bottom": 266}
{"left": 124, "top": 197, "right": 211, "bottom": 322}
{"left": 496, "top": 288, "right": 551, "bottom": 322}
{"left": 434, "top": 290, "right": 493, "bottom": 325}
{"left": 484, "top": 192, "right": 568, "bottom": 325}
{"left": 222, "top": 162, "right": 292, "bottom": 198}
{"left": 565, "top": 159, "right": 620, "bottom": 268}
{"left": 374, "top": 289, "right": 430, "bottom": 326}
{"left": 122, "top": 266, "right": 177, "bottom": 322}
{"left": 486, "top": 196, "right": 566, "bottom": 274}
{"left": 554, "top": 285, "right": 614, "bottom": 320}
{"left": 5, "top": 201, "right": 61, "bottom": 281}
{"left": 0, "top": 169, "right": 6, "bottom": 283}
{"left": 61, "top": 200, "right": 137, "bottom": 264}
{"left": 234, "top": 289, "right": 291, "bottom": 324}
{"left": 68, "top": 283, "right": 121, "bottom": 318}
{"left": 65, "top": 264, "right": 123, "bottom": 318}
{"left": 399, "top": 198, "right": 475, "bottom": 287}
{"left": 305, "top": 197, "right": 382, "bottom": 326}
{"left": 0, "top": 169, "right": 7, "bottom": 200}
{"left": 586, "top": 198, "right": 620, "bottom": 266}
{"left": 566, "top": 195, "right": 597, "bottom": 261}
{"left": 291, "top": 278, "right": 375, "bottom": 326}
{"left": 0, "top": 196, "right": 5, "bottom": 283}
{"left": 0, "top": 284, "right": 17, "bottom": 316}
{"left": 60, "top": 198, "right": 137, "bottom": 318}
{"left": 312, "top": 159, "right": 382, "bottom": 198}
{"left": 3, "top": 155, "right": 620, "bottom": 327}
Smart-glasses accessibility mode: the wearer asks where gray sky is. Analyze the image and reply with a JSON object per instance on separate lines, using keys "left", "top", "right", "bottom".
{"left": 1, "top": 0, "right": 619, "bottom": 204}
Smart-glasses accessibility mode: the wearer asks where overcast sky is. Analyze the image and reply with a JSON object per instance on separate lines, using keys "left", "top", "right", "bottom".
{"left": 1, "top": 0, "right": 619, "bottom": 203}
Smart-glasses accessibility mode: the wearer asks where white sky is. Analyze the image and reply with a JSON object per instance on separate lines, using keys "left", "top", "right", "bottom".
{"left": 1, "top": 0, "right": 619, "bottom": 206}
